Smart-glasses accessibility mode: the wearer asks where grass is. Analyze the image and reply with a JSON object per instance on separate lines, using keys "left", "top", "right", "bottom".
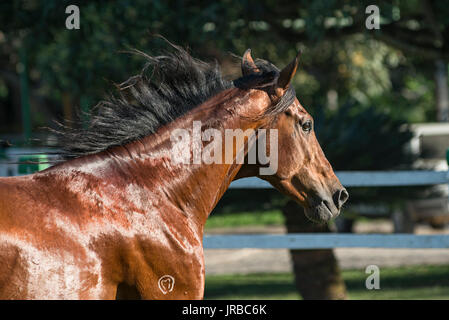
{"left": 205, "top": 210, "right": 284, "bottom": 229}
{"left": 206, "top": 189, "right": 287, "bottom": 229}
{"left": 204, "top": 265, "right": 449, "bottom": 300}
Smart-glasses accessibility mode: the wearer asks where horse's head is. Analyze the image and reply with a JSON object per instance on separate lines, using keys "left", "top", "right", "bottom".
{"left": 238, "top": 50, "right": 348, "bottom": 223}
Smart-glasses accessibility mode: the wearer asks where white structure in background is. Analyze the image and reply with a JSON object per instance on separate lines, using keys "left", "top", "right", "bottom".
{"left": 404, "top": 123, "right": 449, "bottom": 230}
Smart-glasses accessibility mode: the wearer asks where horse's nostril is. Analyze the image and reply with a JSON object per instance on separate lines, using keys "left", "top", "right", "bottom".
{"left": 338, "top": 189, "right": 349, "bottom": 207}
{"left": 334, "top": 189, "right": 349, "bottom": 209}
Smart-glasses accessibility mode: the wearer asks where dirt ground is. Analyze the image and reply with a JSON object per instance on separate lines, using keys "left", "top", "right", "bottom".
{"left": 204, "top": 221, "right": 449, "bottom": 275}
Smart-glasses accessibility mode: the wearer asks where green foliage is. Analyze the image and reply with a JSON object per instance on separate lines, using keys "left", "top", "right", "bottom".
{"left": 1, "top": 0, "right": 446, "bottom": 128}
{"left": 314, "top": 101, "right": 415, "bottom": 171}
{"left": 1, "top": 0, "right": 248, "bottom": 114}
{"left": 0, "top": 1, "right": 445, "bottom": 162}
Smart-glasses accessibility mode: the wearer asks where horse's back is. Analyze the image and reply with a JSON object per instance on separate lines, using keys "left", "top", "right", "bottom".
{"left": 0, "top": 174, "right": 115, "bottom": 299}
{"left": 0, "top": 175, "right": 37, "bottom": 230}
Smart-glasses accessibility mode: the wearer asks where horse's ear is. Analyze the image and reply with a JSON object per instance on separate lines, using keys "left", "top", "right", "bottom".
{"left": 242, "top": 49, "right": 261, "bottom": 76}
{"left": 275, "top": 51, "right": 301, "bottom": 97}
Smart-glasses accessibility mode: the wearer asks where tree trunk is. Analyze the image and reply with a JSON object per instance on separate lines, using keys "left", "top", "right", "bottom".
{"left": 282, "top": 200, "right": 347, "bottom": 300}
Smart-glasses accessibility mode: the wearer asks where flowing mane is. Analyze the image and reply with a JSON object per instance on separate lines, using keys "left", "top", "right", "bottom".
{"left": 54, "top": 45, "right": 295, "bottom": 159}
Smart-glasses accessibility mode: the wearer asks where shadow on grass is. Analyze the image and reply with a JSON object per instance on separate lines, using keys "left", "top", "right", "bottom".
{"left": 205, "top": 266, "right": 449, "bottom": 299}
{"left": 205, "top": 273, "right": 297, "bottom": 299}
{"left": 344, "top": 265, "right": 449, "bottom": 290}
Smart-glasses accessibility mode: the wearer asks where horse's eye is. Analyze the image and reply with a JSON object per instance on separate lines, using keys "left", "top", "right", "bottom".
{"left": 301, "top": 120, "right": 312, "bottom": 133}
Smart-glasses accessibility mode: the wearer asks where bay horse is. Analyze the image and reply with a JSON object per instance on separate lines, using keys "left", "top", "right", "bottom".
{"left": 0, "top": 45, "right": 348, "bottom": 299}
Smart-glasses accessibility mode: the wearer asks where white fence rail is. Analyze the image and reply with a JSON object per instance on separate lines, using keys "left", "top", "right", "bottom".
{"left": 204, "top": 234, "right": 449, "bottom": 249}
{"left": 229, "top": 171, "right": 449, "bottom": 188}
{"left": 206, "top": 171, "right": 449, "bottom": 249}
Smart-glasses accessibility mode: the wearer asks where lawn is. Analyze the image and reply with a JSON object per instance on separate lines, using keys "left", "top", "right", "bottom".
{"left": 205, "top": 189, "right": 287, "bottom": 230}
{"left": 205, "top": 210, "right": 284, "bottom": 229}
{"left": 204, "top": 265, "right": 449, "bottom": 300}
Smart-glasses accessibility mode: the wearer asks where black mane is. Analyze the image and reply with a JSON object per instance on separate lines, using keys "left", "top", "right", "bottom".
{"left": 55, "top": 45, "right": 295, "bottom": 159}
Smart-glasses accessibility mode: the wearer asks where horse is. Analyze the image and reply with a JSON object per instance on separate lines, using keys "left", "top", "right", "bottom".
{"left": 0, "top": 45, "right": 348, "bottom": 299}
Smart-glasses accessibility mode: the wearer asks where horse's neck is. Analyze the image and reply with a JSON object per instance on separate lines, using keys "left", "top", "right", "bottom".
{"left": 130, "top": 88, "right": 265, "bottom": 227}
{"left": 53, "top": 88, "right": 266, "bottom": 232}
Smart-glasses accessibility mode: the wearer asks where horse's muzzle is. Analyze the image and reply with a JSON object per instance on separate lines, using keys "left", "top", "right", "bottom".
{"left": 305, "top": 188, "right": 349, "bottom": 223}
